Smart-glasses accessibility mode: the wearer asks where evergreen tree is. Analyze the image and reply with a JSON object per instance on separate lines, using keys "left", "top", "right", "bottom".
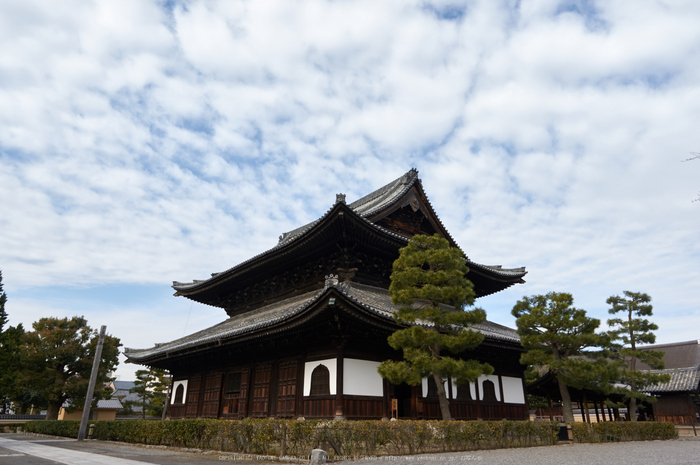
{"left": 0, "top": 270, "right": 26, "bottom": 413}
{"left": 130, "top": 368, "right": 168, "bottom": 419}
{"left": 20, "top": 316, "right": 121, "bottom": 419}
{"left": 378, "top": 234, "right": 493, "bottom": 420}
{"left": 512, "top": 292, "right": 606, "bottom": 423}
{"left": 606, "top": 291, "right": 670, "bottom": 421}
{"left": 0, "top": 270, "right": 6, "bottom": 332}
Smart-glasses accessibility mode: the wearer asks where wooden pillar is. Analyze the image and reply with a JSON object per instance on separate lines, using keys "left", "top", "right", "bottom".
{"left": 688, "top": 397, "right": 697, "bottom": 436}
{"left": 246, "top": 365, "right": 256, "bottom": 418}
{"left": 475, "top": 379, "right": 482, "bottom": 420}
{"left": 383, "top": 379, "right": 392, "bottom": 420}
{"left": 295, "top": 358, "right": 305, "bottom": 418}
{"left": 410, "top": 385, "right": 418, "bottom": 420}
{"left": 335, "top": 349, "right": 345, "bottom": 420}
{"left": 594, "top": 400, "right": 600, "bottom": 423}
{"left": 197, "top": 373, "right": 206, "bottom": 417}
{"left": 547, "top": 394, "right": 554, "bottom": 421}
{"left": 497, "top": 375, "right": 505, "bottom": 418}
{"left": 582, "top": 393, "right": 589, "bottom": 423}
{"left": 269, "top": 360, "right": 279, "bottom": 417}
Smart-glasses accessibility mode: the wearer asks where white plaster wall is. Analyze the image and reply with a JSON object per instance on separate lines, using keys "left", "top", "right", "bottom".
{"left": 478, "top": 374, "right": 501, "bottom": 402}
{"left": 421, "top": 377, "right": 448, "bottom": 398}
{"left": 343, "top": 359, "right": 383, "bottom": 397}
{"left": 303, "top": 359, "right": 337, "bottom": 396}
{"left": 450, "top": 380, "right": 476, "bottom": 400}
{"left": 171, "top": 380, "right": 188, "bottom": 404}
{"left": 501, "top": 376, "right": 526, "bottom": 404}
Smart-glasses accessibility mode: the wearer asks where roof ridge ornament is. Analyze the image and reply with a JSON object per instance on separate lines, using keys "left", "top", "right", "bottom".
{"left": 335, "top": 193, "right": 346, "bottom": 204}
{"left": 404, "top": 168, "right": 418, "bottom": 184}
{"left": 324, "top": 274, "right": 339, "bottom": 288}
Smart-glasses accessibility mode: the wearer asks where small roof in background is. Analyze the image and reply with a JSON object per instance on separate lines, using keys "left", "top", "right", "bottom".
{"left": 112, "top": 380, "right": 136, "bottom": 391}
{"left": 642, "top": 366, "right": 700, "bottom": 394}
{"left": 637, "top": 340, "right": 700, "bottom": 370}
{"left": 61, "top": 398, "right": 123, "bottom": 409}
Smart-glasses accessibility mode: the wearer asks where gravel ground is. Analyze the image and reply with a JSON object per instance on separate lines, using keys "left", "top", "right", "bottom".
{"left": 336, "top": 437, "right": 700, "bottom": 465}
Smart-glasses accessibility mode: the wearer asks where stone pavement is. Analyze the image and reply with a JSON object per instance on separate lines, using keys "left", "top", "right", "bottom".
{"left": 0, "top": 434, "right": 278, "bottom": 465}
{"left": 2, "top": 433, "right": 699, "bottom": 465}
{"left": 336, "top": 436, "right": 700, "bottom": 465}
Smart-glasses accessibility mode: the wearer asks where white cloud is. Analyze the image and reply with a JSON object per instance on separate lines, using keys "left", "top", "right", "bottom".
{"left": 1, "top": 0, "right": 699, "bottom": 377}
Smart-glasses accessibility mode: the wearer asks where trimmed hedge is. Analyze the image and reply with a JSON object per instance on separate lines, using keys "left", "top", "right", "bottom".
{"left": 20, "top": 419, "right": 675, "bottom": 458}
{"left": 571, "top": 421, "right": 678, "bottom": 443}
{"left": 22, "top": 419, "right": 554, "bottom": 457}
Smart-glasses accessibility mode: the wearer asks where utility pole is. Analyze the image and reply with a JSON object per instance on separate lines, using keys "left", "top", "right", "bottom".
{"left": 78, "top": 325, "right": 106, "bottom": 441}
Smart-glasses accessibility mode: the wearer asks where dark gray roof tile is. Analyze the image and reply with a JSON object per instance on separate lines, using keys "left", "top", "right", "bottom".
{"left": 641, "top": 366, "right": 700, "bottom": 393}
{"left": 127, "top": 281, "right": 520, "bottom": 363}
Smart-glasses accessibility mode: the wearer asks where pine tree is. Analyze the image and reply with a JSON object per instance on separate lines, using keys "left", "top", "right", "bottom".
{"left": 20, "top": 316, "right": 121, "bottom": 419}
{"left": 0, "top": 270, "right": 25, "bottom": 413}
{"left": 377, "top": 234, "right": 493, "bottom": 420}
{"left": 0, "top": 270, "right": 6, "bottom": 333}
{"left": 606, "top": 291, "right": 670, "bottom": 421}
{"left": 130, "top": 368, "right": 168, "bottom": 419}
{"left": 512, "top": 292, "right": 606, "bottom": 423}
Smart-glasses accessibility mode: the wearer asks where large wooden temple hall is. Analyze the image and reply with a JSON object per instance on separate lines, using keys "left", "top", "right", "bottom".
{"left": 125, "top": 169, "right": 530, "bottom": 420}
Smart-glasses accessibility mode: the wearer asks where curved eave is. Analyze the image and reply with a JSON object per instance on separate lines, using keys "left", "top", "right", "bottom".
{"left": 172, "top": 201, "right": 408, "bottom": 300}
{"left": 126, "top": 282, "right": 522, "bottom": 365}
{"left": 351, "top": 173, "right": 527, "bottom": 293}
{"left": 172, "top": 170, "right": 527, "bottom": 302}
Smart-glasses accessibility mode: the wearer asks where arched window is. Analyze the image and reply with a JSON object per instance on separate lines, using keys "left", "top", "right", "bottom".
{"left": 426, "top": 377, "right": 438, "bottom": 398}
{"left": 456, "top": 383, "right": 472, "bottom": 401}
{"left": 481, "top": 379, "right": 498, "bottom": 403}
{"left": 309, "top": 365, "right": 330, "bottom": 396}
{"left": 174, "top": 384, "right": 185, "bottom": 404}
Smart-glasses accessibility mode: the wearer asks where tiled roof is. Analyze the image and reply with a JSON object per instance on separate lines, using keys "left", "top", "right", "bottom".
{"left": 61, "top": 399, "right": 123, "bottom": 409}
{"left": 126, "top": 290, "right": 325, "bottom": 360}
{"left": 341, "top": 282, "right": 521, "bottom": 343}
{"left": 348, "top": 168, "right": 420, "bottom": 217}
{"left": 112, "top": 380, "right": 135, "bottom": 390}
{"left": 96, "top": 399, "right": 124, "bottom": 409}
{"left": 641, "top": 366, "right": 700, "bottom": 393}
{"left": 173, "top": 169, "right": 527, "bottom": 292}
{"left": 637, "top": 340, "right": 700, "bottom": 370}
{"left": 275, "top": 169, "right": 419, "bottom": 247}
{"left": 126, "top": 282, "right": 520, "bottom": 362}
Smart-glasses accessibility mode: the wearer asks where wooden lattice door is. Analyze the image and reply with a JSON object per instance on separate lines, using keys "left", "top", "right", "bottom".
{"left": 276, "top": 360, "right": 298, "bottom": 417}
{"left": 201, "top": 372, "right": 222, "bottom": 418}
{"left": 250, "top": 364, "right": 271, "bottom": 417}
{"left": 185, "top": 376, "right": 201, "bottom": 418}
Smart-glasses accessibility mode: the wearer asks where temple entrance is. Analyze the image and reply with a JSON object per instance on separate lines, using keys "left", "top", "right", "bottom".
{"left": 394, "top": 383, "right": 413, "bottom": 418}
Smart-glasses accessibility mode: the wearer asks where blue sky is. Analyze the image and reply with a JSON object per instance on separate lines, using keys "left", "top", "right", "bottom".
{"left": 1, "top": 0, "right": 699, "bottom": 381}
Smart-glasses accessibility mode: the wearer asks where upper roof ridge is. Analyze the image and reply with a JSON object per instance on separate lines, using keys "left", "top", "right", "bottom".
{"left": 348, "top": 168, "right": 419, "bottom": 217}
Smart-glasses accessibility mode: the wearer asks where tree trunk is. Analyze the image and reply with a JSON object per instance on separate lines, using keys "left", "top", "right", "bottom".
{"left": 628, "top": 307, "right": 638, "bottom": 421}
{"left": 629, "top": 396, "right": 637, "bottom": 422}
{"left": 433, "top": 372, "right": 452, "bottom": 421}
{"left": 557, "top": 378, "right": 575, "bottom": 423}
{"left": 46, "top": 400, "right": 62, "bottom": 420}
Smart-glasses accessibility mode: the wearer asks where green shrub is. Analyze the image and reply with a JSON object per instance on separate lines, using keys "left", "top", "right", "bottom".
{"left": 23, "top": 420, "right": 80, "bottom": 438}
{"left": 571, "top": 421, "right": 677, "bottom": 443}
{"left": 17, "top": 418, "right": 676, "bottom": 457}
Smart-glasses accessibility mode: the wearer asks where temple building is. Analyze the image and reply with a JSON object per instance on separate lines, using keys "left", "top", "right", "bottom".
{"left": 125, "top": 169, "right": 529, "bottom": 420}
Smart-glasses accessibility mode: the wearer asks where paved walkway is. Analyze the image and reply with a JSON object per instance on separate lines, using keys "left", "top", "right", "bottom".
{"left": 337, "top": 437, "right": 700, "bottom": 465}
{"left": 0, "top": 436, "right": 147, "bottom": 464}
{"left": 0, "top": 435, "right": 276, "bottom": 465}
{"left": 2, "top": 433, "right": 699, "bottom": 465}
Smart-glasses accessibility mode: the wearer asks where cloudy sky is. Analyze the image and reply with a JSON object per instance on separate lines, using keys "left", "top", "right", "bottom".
{"left": 1, "top": 0, "right": 699, "bottom": 380}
